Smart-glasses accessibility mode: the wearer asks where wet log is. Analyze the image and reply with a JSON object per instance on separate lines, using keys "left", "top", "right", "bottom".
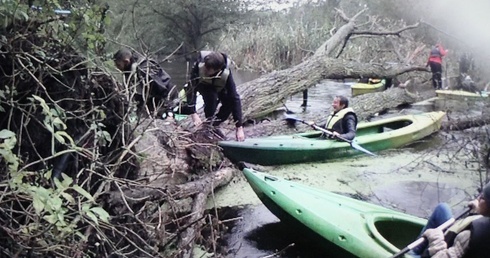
{"left": 107, "top": 167, "right": 234, "bottom": 211}
{"left": 351, "top": 87, "right": 419, "bottom": 121}
{"left": 239, "top": 58, "right": 426, "bottom": 120}
{"left": 177, "top": 167, "right": 234, "bottom": 258}
{"left": 442, "top": 114, "right": 490, "bottom": 131}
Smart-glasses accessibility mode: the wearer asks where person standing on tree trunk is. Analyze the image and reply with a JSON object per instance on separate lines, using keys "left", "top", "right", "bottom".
{"left": 185, "top": 51, "right": 245, "bottom": 142}
{"left": 426, "top": 44, "right": 448, "bottom": 90}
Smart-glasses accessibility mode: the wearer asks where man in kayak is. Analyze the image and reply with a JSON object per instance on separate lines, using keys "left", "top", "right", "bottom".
{"left": 113, "top": 48, "right": 177, "bottom": 119}
{"left": 308, "top": 95, "right": 357, "bottom": 141}
{"left": 184, "top": 51, "right": 245, "bottom": 141}
{"left": 426, "top": 43, "right": 448, "bottom": 90}
{"left": 410, "top": 181, "right": 490, "bottom": 257}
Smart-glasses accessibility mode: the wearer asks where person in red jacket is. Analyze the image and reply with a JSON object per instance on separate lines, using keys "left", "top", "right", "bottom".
{"left": 426, "top": 44, "right": 448, "bottom": 90}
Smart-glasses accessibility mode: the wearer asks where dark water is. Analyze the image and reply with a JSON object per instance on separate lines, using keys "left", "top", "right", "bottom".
{"left": 161, "top": 61, "right": 482, "bottom": 258}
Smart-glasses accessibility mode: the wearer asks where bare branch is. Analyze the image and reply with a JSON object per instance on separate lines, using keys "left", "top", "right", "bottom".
{"left": 352, "top": 22, "right": 420, "bottom": 37}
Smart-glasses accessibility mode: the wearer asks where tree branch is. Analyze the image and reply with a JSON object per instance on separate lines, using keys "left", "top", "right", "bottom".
{"left": 352, "top": 22, "right": 420, "bottom": 37}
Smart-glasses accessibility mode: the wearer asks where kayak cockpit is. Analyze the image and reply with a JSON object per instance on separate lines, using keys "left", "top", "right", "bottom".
{"left": 366, "top": 213, "right": 425, "bottom": 254}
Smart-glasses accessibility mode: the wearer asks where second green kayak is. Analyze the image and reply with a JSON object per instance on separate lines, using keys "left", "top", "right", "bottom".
{"left": 351, "top": 79, "right": 386, "bottom": 96}
{"left": 219, "top": 111, "right": 445, "bottom": 165}
{"left": 243, "top": 167, "right": 426, "bottom": 258}
{"left": 435, "top": 90, "right": 488, "bottom": 100}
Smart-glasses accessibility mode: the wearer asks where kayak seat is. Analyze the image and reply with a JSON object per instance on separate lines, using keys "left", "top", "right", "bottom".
{"left": 379, "top": 120, "right": 413, "bottom": 133}
{"left": 374, "top": 219, "right": 423, "bottom": 250}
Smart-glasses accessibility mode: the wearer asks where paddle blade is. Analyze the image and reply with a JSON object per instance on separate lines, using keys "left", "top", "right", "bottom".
{"left": 350, "top": 141, "right": 376, "bottom": 156}
{"left": 283, "top": 114, "right": 303, "bottom": 128}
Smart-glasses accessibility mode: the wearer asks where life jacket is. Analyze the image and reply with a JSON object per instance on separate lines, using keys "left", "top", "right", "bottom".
{"left": 324, "top": 107, "right": 357, "bottom": 135}
{"left": 465, "top": 217, "right": 490, "bottom": 258}
{"left": 129, "top": 58, "right": 173, "bottom": 100}
{"left": 444, "top": 215, "right": 481, "bottom": 247}
{"left": 430, "top": 46, "right": 442, "bottom": 58}
{"left": 196, "top": 51, "right": 231, "bottom": 92}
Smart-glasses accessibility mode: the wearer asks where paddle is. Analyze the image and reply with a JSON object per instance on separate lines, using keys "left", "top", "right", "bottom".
{"left": 389, "top": 207, "right": 472, "bottom": 258}
{"left": 283, "top": 114, "right": 376, "bottom": 156}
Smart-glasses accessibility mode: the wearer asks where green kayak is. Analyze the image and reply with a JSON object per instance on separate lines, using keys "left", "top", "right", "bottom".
{"left": 351, "top": 79, "right": 386, "bottom": 96}
{"left": 435, "top": 90, "right": 488, "bottom": 100}
{"left": 243, "top": 167, "right": 426, "bottom": 258}
{"left": 219, "top": 111, "right": 445, "bottom": 165}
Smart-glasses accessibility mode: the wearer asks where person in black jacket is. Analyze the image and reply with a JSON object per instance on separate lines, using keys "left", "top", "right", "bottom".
{"left": 185, "top": 51, "right": 245, "bottom": 141}
{"left": 308, "top": 95, "right": 357, "bottom": 141}
{"left": 113, "top": 48, "right": 177, "bottom": 118}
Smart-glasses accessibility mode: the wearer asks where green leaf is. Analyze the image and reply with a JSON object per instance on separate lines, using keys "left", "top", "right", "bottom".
{"left": 82, "top": 203, "right": 91, "bottom": 212}
{"left": 43, "top": 120, "right": 54, "bottom": 133}
{"left": 54, "top": 177, "right": 66, "bottom": 191}
{"left": 90, "top": 207, "right": 110, "bottom": 223}
{"left": 0, "top": 129, "right": 14, "bottom": 139}
{"left": 2, "top": 137, "right": 16, "bottom": 150}
{"left": 32, "top": 95, "right": 50, "bottom": 113}
{"left": 44, "top": 169, "right": 52, "bottom": 179}
{"left": 73, "top": 185, "right": 94, "bottom": 202}
{"left": 54, "top": 131, "right": 66, "bottom": 144}
{"left": 32, "top": 196, "right": 45, "bottom": 215}
{"left": 55, "top": 131, "right": 75, "bottom": 146}
{"left": 56, "top": 212, "right": 66, "bottom": 226}
{"left": 44, "top": 214, "right": 58, "bottom": 224}
{"left": 52, "top": 117, "right": 66, "bottom": 130}
{"left": 85, "top": 210, "right": 98, "bottom": 225}
{"left": 60, "top": 173, "right": 73, "bottom": 188}
{"left": 76, "top": 231, "right": 88, "bottom": 241}
{"left": 60, "top": 192, "right": 75, "bottom": 204}
{"left": 47, "top": 196, "right": 63, "bottom": 211}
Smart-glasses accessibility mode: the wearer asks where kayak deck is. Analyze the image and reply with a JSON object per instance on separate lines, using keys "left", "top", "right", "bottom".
{"left": 243, "top": 168, "right": 426, "bottom": 258}
{"left": 219, "top": 111, "right": 445, "bottom": 165}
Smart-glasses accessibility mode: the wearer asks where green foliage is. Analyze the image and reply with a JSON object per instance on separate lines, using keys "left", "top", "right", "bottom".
{"left": 0, "top": 129, "right": 110, "bottom": 249}
{"left": 221, "top": 1, "right": 336, "bottom": 72}
{"left": 105, "top": 0, "right": 248, "bottom": 55}
{"left": 0, "top": 0, "right": 29, "bottom": 29}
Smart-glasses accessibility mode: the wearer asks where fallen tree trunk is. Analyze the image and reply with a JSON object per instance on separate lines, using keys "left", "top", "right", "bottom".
{"left": 237, "top": 7, "right": 425, "bottom": 121}
{"left": 351, "top": 87, "right": 419, "bottom": 121}
{"left": 239, "top": 59, "right": 427, "bottom": 120}
{"left": 442, "top": 114, "right": 490, "bottom": 131}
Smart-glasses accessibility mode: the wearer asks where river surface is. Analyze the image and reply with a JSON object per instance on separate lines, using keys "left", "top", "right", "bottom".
{"left": 163, "top": 61, "right": 486, "bottom": 258}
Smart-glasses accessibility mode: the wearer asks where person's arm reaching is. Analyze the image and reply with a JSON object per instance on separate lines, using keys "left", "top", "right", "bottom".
{"left": 187, "top": 63, "right": 202, "bottom": 126}
{"left": 224, "top": 73, "right": 244, "bottom": 141}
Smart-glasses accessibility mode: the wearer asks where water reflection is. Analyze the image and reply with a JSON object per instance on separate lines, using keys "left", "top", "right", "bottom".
{"left": 371, "top": 181, "right": 470, "bottom": 218}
